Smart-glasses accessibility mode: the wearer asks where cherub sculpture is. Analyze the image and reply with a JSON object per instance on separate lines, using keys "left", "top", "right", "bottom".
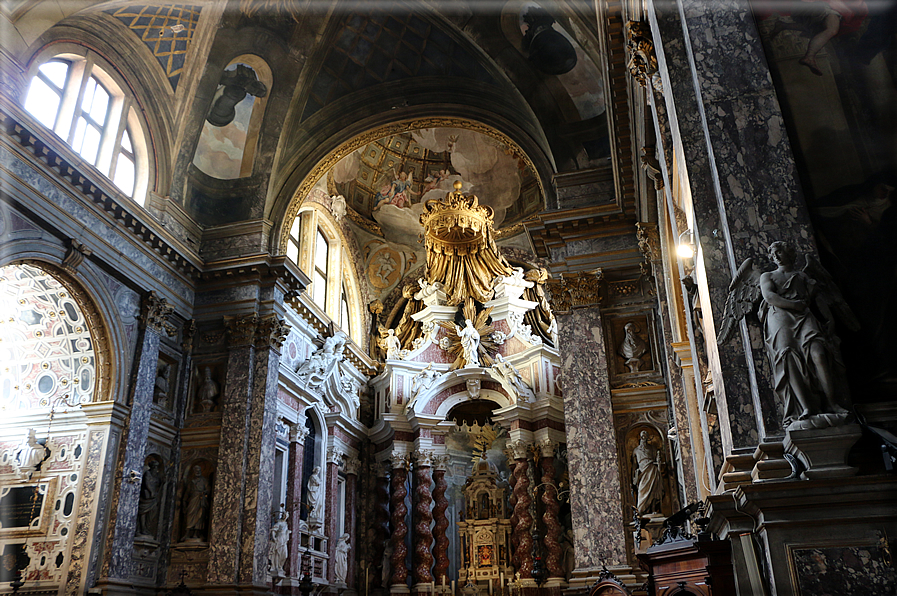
{"left": 718, "top": 241, "right": 858, "bottom": 431}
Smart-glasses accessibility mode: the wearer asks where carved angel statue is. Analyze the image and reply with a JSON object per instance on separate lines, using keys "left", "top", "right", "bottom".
{"left": 437, "top": 298, "right": 499, "bottom": 370}
{"left": 492, "top": 354, "right": 536, "bottom": 403}
{"left": 297, "top": 331, "right": 348, "bottom": 388}
{"left": 718, "top": 241, "right": 859, "bottom": 431}
{"left": 406, "top": 363, "right": 441, "bottom": 414}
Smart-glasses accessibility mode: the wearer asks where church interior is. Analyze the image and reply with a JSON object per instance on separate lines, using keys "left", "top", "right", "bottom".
{"left": 1, "top": 1, "right": 896, "bottom": 595}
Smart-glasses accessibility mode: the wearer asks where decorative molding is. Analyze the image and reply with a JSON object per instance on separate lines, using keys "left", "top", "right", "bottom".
{"left": 625, "top": 21, "right": 662, "bottom": 93}
{"left": 636, "top": 222, "right": 660, "bottom": 263}
{"left": 224, "top": 314, "right": 258, "bottom": 347}
{"left": 254, "top": 315, "right": 290, "bottom": 349}
{"left": 61, "top": 238, "right": 92, "bottom": 274}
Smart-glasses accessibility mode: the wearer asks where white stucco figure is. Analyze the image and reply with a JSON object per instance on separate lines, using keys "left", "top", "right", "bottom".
{"left": 306, "top": 466, "right": 324, "bottom": 524}
{"left": 631, "top": 430, "right": 663, "bottom": 515}
{"left": 297, "top": 332, "right": 348, "bottom": 390}
{"left": 456, "top": 318, "right": 480, "bottom": 368}
{"left": 15, "top": 429, "right": 48, "bottom": 481}
{"left": 268, "top": 509, "right": 290, "bottom": 577}
{"left": 384, "top": 328, "right": 401, "bottom": 359}
{"left": 331, "top": 194, "right": 347, "bottom": 222}
{"left": 493, "top": 354, "right": 536, "bottom": 403}
{"left": 334, "top": 532, "right": 351, "bottom": 583}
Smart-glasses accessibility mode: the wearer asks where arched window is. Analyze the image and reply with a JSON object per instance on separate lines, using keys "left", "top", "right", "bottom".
{"left": 285, "top": 204, "right": 362, "bottom": 343}
{"left": 22, "top": 49, "right": 150, "bottom": 203}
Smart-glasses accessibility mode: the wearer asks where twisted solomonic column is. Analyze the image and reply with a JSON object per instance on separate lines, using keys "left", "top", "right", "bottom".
{"left": 431, "top": 455, "right": 450, "bottom": 585}
{"left": 390, "top": 454, "right": 411, "bottom": 587}
{"left": 539, "top": 439, "right": 564, "bottom": 580}
{"left": 375, "top": 461, "right": 391, "bottom": 588}
{"left": 508, "top": 440, "right": 533, "bottom": 578}
{"left": 504, "top": 448, "right": 519, "bottom": 568}
{"left": 412, "top": 451, "right": 434, "bottom": 586}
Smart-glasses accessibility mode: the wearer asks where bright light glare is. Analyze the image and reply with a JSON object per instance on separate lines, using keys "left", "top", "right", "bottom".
{"left": 676, "top": 243, "right": 694, "bottom": 259}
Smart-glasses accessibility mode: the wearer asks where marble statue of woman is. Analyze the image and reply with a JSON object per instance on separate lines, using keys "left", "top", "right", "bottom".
{"left": 268, "top": 509, "right": 290, "bottom": 577}
{"left": 182, "top": 464, "right": 210, "bottom": 541}
{"left": 383, "top": 328, "right": 401, "bottom": 359}
{"left": 198, "top": 366, "right": 219, "bottom": 413}
{"left": 306, "top": 466, "right": 323, "bottom": 523}
{"left": 334, "top": 533, "right": 351, "bottom": 583}
{"left": 456, "top": 318, "right": 480, "bottom": 368}
{"left": 631, "top": 431, "right": 662, "bottom": 515}
{"left": 719, "top": 241, "right": 858, "bottom": 431}
{"left": 137, "top": 459, "right": 163, "bottom": 538}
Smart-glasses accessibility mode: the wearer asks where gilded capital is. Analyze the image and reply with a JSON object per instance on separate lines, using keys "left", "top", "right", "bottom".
{"left": 224, "top": 314, "right": 259, "bottom": 347}
{"left": 625, "top": 21, "right": 662, "bottom": 94}
{"left": 562, "top": 270, "right": 604, "bottom": 310}
{"left": 636, "top": 222, "right": 660, "bottom": 263}
{"left": 139, "top": 291, "right": 174, "bottom": 333}
{"left": 390, "top": 452, "right": 411, "bottom": 470}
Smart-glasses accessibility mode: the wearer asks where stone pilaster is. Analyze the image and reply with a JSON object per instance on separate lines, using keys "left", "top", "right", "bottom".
{"left": 545, "top": 271, "right": 628, "bottom": 571}
{"left": 325, "top": 447, "right": 344, "bottom": 585}
{"left": 286, "top": 420, "right": 310, "bottom": 578}
{"left": 97, "top": 292, "right": 172, "bottom": 595}
{"left": 344, "top": 457, "right": 361, "bottom": 589}
{"left": 411, "top": 451, "right": 434, "bottom": 589}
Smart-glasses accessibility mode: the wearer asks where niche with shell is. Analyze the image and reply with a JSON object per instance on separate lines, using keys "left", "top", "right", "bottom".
{"left": 189, "top": 363, "right": 224, "bottom": 414}
{"left": 175, "top": 457, "right": 215, "bottom": 544}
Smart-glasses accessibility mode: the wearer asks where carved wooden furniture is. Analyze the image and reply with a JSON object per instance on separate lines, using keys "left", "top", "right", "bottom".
{"left": 636, "top": 538, "right": 735, "bottom": 596}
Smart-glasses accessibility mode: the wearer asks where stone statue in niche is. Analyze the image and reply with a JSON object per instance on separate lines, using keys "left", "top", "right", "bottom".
{"left": 197, "top": 366, "right": 219, "bottom": 413}
{"left": 136, "top": 458, "right": 163, "bottom": 538}
{"left": 14, "top": 429, "right": 48, "bottom": 481}
{"left": 334, "top": 533, "right": 351, "bottom": 583}
{"left": 206, "top": 64, "right": 267, "bottom": 127}
{"left": 153, "top": 362, "right": 170, "bottom": 405}
{"left": 306, "top": 466, "right": 324, "bottom": 527}
{"left": 181, "top": 464, "right": 211, "bottom": 541}
{"left": 631, "top": 430, "right": 663, "bottom": 515}
{"left": 719, "top": 241, "right": 859, "bottom": 431}
{"left": 619, "top": 322, "right": 649, "bottom": 373}
{"left": 268, "top": 509, "right": 290, "bottom": 577}
{"left": 456, "top": 319, "right": 481, "bottom": 368}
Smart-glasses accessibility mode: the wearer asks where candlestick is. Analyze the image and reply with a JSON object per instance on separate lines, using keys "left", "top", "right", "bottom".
{"left": 451, "top": 580, "right": 456, "bottom": 596}
{"left": 489, "top": 579, "right": 493, "bottom": 595}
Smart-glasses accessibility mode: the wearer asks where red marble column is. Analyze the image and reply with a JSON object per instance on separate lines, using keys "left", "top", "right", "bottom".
{"left": 505, "top": 450, "right": 519, "bottom": 569}
{"left": 538, "top": 440, "right": 564, "bottom": 580}
{"left": 345, "top": 457, "right": 361, "bottom": 590}
{"left": 412, "top": 451, "right": 434, "bottom": 588}
{"left": 374, "top": 462, "right": 391, "bottom": 590}
{"left": 431, "top": 456, "right": 450, "bottom": 586}
{"left": 285, "top": 421, "right": 309, "bottom": 579}
{"left": 509, "top": 440, "right": 533, "bottom": 578}
{"left": 325, "top": 447, "right": 343, "bottom": 585}
{"left": 390, "top": 454, "right": 410, "bottom": 590}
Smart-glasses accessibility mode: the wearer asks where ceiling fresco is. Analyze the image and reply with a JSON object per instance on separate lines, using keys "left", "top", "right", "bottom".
{"left": 326, "top": 126, "right": 541, "bottom": 246}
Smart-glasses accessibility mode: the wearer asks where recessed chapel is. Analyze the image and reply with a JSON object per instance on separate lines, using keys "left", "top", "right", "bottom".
{"left": 0, "top": 1, "right": 895, "bottom": 596}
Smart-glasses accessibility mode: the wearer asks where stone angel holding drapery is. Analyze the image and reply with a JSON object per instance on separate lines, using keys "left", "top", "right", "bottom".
{"left": 717, "top": 241, "right": 859, "bottom": 432}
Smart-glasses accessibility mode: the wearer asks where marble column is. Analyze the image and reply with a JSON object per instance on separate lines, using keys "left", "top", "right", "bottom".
{"left": 345, "top": 457, "right": 361, "bottom": 590}
{"left": 505, "top": 449, "right": 519, "bottom": 568}
{"left": 389, "top": 454, "right": 411, "bottom": 593}
{"left": 97, "top": 292, "right": 172, "bottom": 594}
{"left": 285, "top": 419, "right": 310, "bottom": 579}
{"left": 648, "top": 0, "right": 821, "bottom": 447}
{"left": 431, "top": 456, "right": 450, "bottom": 587}
{"left": 411, "top": 451, "right": 434, "bottom": 589}
{"left": 325, "top": 447, "right": 343, "bottom": 585}
{"left": 508, "top": 440, "right": 533, "bottom": 579}
{"left": 374, "top": 462, "right": 391, "bottom": 589}
{"left": 537, "top": 440, "right": 564, "bottom": 581}
{"left": 546, "top": 271, "right": 628, "bottom": 569}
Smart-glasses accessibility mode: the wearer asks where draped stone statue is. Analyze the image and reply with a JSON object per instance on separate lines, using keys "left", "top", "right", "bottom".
{"left": 306, "top": 466, "right": 323, "bottom": 526}
{"left": 456, "top": 319, "right": 481, "bottom": 368}
{"left": 383, "top": 328, "right": 402, "bottom": 359}
{"left": 619, "top": 322, "right": 649, "bottom": 372}
{"left": 334, "top": 532, "right": 351, "bottom": 583}
{"left": 198, "top": 366, "right": 219, "bottom": 413}
{"left": 181, "top": 464, "right": 211, "bottom": 541}
{"left": 268, "top": 509, "right": 290, "bottom": 577}
{"left": 153, "top": 362, "right": 170, "bottom": 405}
{"left": 14, "top": 429, "right": 48, "bottom": 481}
{"left": 137, "top": 459, "right": 163, "bottom": 538}
{"left": 719, "top": 241, "right": 858, "bottom": 431}
{"left": 492, "top": 354, "right": 535, "bottom": 403}
{"left": 631, "top": 431, "right": 662, "bottom": 515}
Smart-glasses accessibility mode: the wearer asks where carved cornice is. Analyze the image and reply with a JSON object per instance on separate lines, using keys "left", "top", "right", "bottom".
{"left": 139, "top": 291, "right": 174, "bottom": 333}
{"left": 197, "top": 255, "right": 310, "bottom": 299}
{"left": 412, "top": 450, "right": 434, "bottom": 468}
{"left": 224, "top": 314, "right": 258, "bottom": 347}
{"left": 255, "top": 315, "right": 290, "bottom": 349}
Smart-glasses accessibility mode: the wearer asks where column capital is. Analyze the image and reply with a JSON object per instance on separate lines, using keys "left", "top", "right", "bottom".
{"left": 545, "top": 270, "right": 604, "bottom": 314}
{"left": 289, "top": 423, "right": 310, "bottom": 445}
{"left": 390, "top": 452, "right": 411, "bottom": 470}
{"left": 326, "top": 447, "right": 345, "bottom": 466}
{"left": 412, "top": 450, "right": 434, "bottom": 467}
{"left": 506, "top": 439, "right": 531, "bottom": 460}
{"left": 224, "top": 313, "right": 258, "bottom": 347}
{"left": 537, "top": 438, "right": 559, "bottom": 458}
{"left": 625, "top": 20, "right": 663, "bottom": 94}
{"left": 254, "top": 315, "right": 290, "bottom": 349}
{"left": 139, "top": 291, "right": 174, "bottom": 333}
{"left": 432, "top": 454, "right": 451, "bottom": 471}
{"left": 343, "top": 457, "right": 361, "bottom": 476}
